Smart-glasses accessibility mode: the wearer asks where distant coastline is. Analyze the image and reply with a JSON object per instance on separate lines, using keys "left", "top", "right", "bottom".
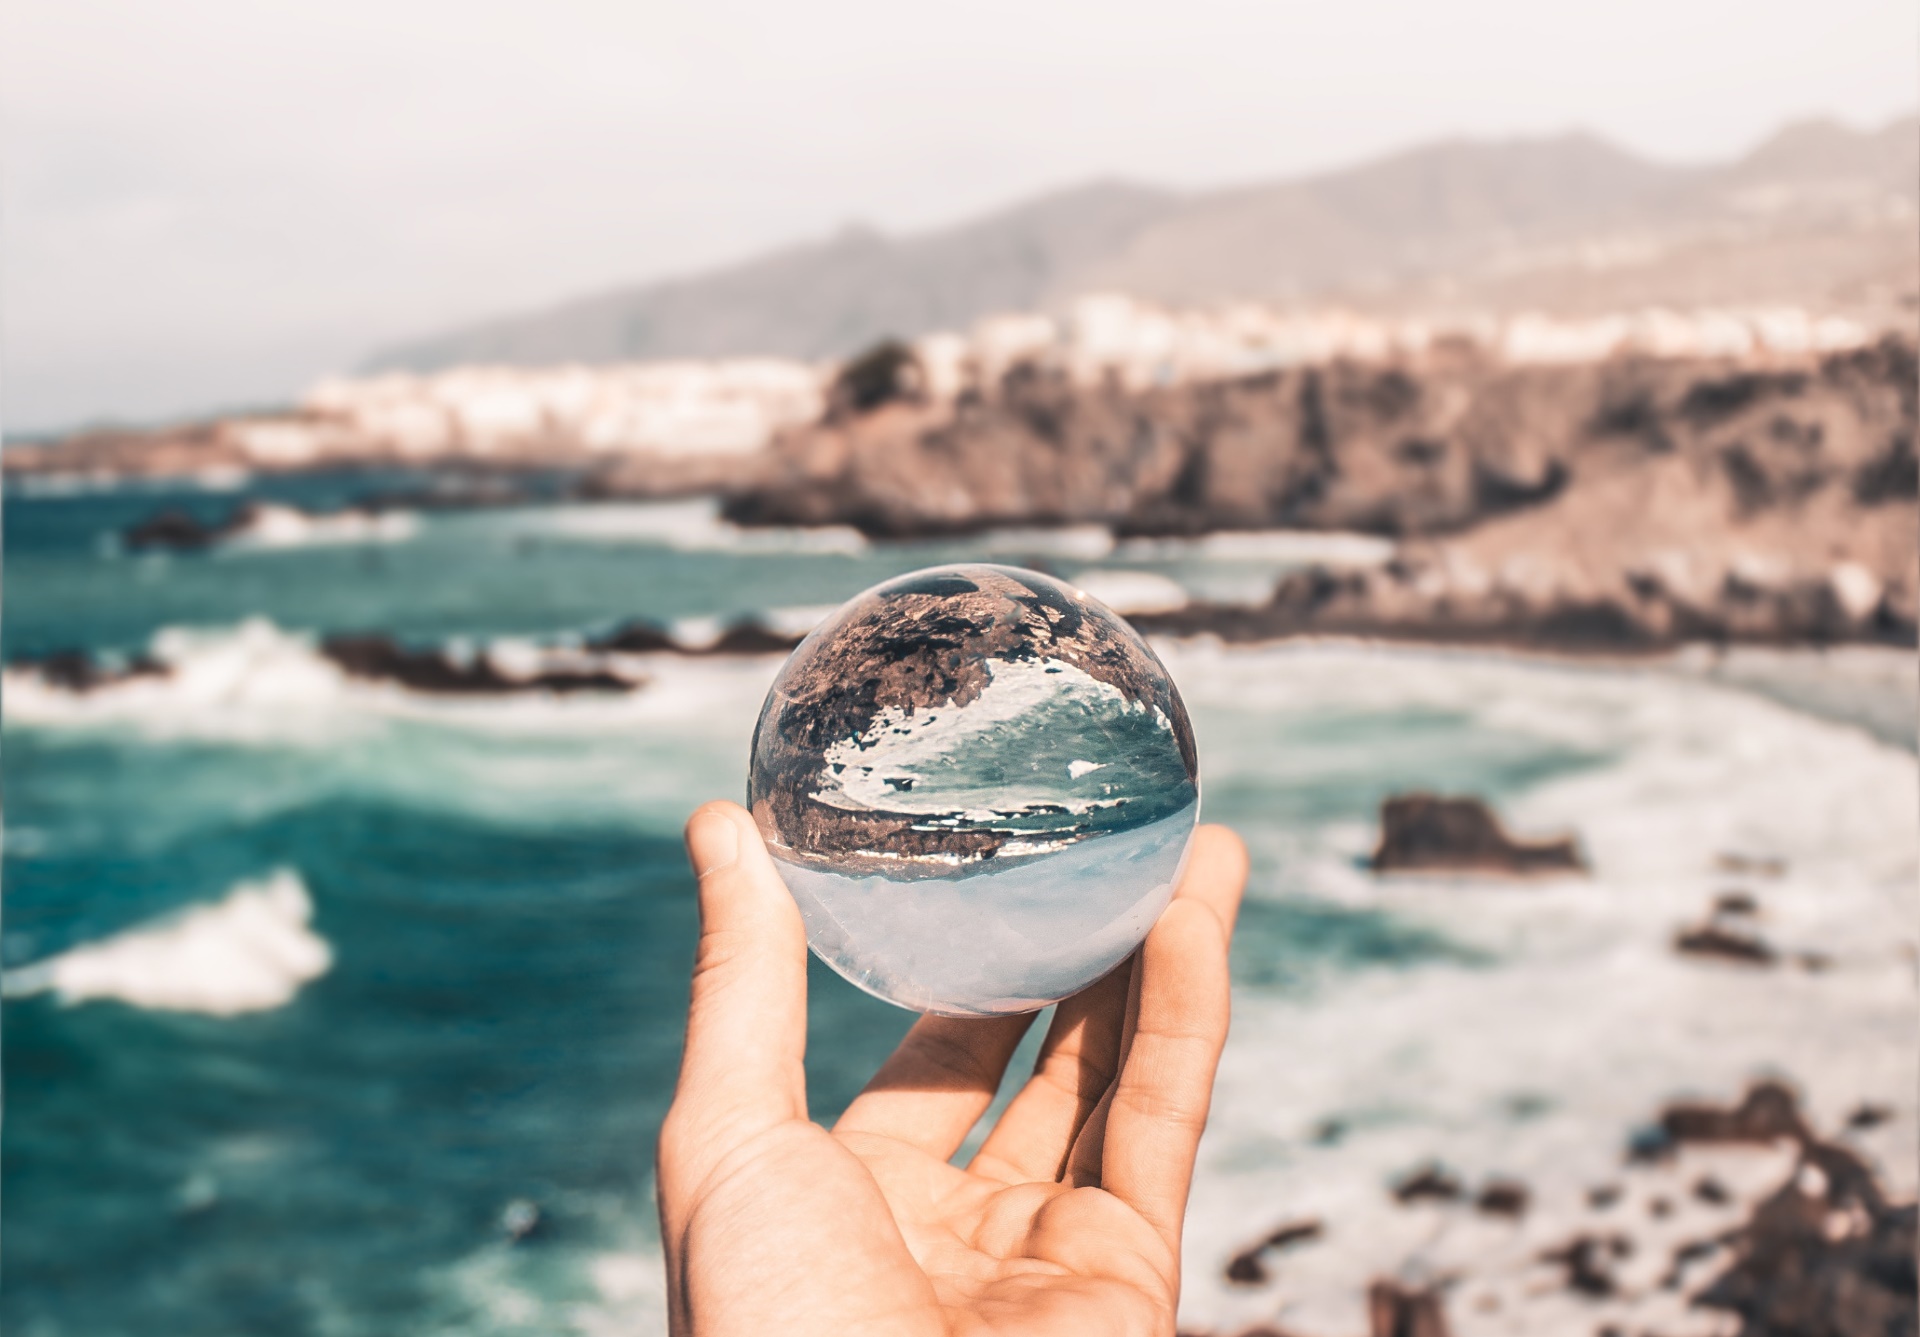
{"left": 15, "top": 304, "right": 1910, "bottom": 658}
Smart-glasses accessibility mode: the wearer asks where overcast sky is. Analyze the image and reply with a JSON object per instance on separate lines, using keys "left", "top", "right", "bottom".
{"left": 4, "top": 0, "right": 1914, "bottom": 433}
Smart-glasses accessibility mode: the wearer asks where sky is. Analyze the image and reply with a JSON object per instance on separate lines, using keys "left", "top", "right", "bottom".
{"left": 3, "top": 0, "right": 1915, "bottom": 434}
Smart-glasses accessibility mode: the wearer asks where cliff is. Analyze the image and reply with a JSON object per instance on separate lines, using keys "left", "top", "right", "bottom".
{"left": 726, "top": 337, "right": 1919, "bottom": 646}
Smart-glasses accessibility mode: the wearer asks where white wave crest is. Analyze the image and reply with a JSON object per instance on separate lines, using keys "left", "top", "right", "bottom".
{"left": 221, "top": 503, "right": 418, "bottom": 550}
{"left": 975, "top": 524, "right": 1117, "bottom": 560}
{"left": 1071, "top": 568, "right": 1189, "bottom": 614}
{"left": 1116, "top": 528, "right": 1396, "bottom": 565}
{"left": 3, "top": 870, "right": 332, "bottom": 1015}
{"left": 496, "top": 498, "right": 868, "bottom": 554}
{"left": 3, "top": 618, "right": 360, "bottom": 740}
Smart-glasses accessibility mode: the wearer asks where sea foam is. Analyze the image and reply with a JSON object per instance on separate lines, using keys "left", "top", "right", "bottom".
{"left": 1152, "top": 640, "right": 1919, "bottom": 1337}
{"left": 494, "top": 498, "right": 868, "bottom": 554}
{"left": 3, "top": 870, "right": 332, "bottom": 1015}
{"left": 221, "top": 503, "right": 419, "bottom": 550}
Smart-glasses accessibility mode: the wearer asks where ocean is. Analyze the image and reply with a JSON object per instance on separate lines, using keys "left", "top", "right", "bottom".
{"left": 4, "top": 472, "right": 1914, "bottom": 1336}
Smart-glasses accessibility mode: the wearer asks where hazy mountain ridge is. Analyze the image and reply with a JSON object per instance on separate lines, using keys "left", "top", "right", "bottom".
{"left": 367, "top": 115, "right": 1918, "bottom": 373}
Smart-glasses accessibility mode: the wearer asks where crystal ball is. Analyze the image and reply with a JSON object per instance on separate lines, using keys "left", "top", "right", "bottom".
{"left": 747, "top": 564, "right": 1201, "bottom": 1016}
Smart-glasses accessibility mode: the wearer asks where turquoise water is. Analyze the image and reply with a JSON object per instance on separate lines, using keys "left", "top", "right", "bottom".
{"left": 1, "top": 474, "right": 1610, "bottom": 1336}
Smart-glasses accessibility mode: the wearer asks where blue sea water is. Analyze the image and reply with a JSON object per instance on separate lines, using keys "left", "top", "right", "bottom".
{"left": 15, "top": 472, "right": 1901, "bottom": 1335}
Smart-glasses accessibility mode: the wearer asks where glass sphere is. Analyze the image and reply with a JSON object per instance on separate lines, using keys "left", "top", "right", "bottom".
{"left": 747, "top": 564, "right": 1201, "bottom": 1017}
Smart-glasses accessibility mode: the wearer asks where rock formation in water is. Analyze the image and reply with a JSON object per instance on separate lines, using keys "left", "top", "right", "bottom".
{"left": 1192, "top": 1079, "right": 1914, "bottom": 1337}
{"left": 319, "top": 635, "right": 639, "bottom": 695}
{"left": 1369, "top": 793, "right": 1585, "bottom": 875}
{"left": 9, "top": 649, "right": 170, "bottom": 693}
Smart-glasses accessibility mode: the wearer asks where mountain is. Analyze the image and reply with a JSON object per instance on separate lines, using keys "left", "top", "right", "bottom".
{"left": 367, "top": 114, "right": 1918, "bottom": 372}
{"left": 369, "top": 182, "right": 1181, "bottom": 370}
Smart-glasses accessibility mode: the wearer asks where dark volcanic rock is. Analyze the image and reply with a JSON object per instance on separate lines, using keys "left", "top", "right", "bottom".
{"left": 703, "top": 622, "right": 804, "bottom": 655}
{"left": 1695, "top": 1175, "right": 1733, "bottom": 1206}
{"left": 124, "top": 507, "right": 231, "bottom": 552}
{"left": 1675, "top": 922, "right": 1778, "bottom": 966}
{"left": 1393, "top": 1164, "right": 1464, "bottom": 1204}
{"left": 588, "top": 619, "right": 803, "bottom": 656}
{"left": 1846, "top": 1103, "right": 1893, "bottom": 1132}
{"left": 13, "top": 649, "right": 170, "bottom": 693}
{"left": 1540, "top": 1233, "right": 1634, "bottom": 1297}
{"left": 1658, "top": 1080, "right": 1810, "bottom": 1150}
{"left": 1370, "top": 793, "right": 1584, "bottom": 876}
{"left": 1366, "top": 1280, "right": 1452, "bottom": 1337}
{"left": 1224, "top": 1218, "right": 1324, "bottom": 1285}
{"left": 320, "top": 634, "right": 637, "bottom": 695}
{"left": 588, "top": 621, "right": 680, "bottom": 653}
{"left": 1475, "top": 1179, "right": 1531, "bottom": 1218}
{"left": 1695, "top": 1154, "right": 1916, "bottom": 1337}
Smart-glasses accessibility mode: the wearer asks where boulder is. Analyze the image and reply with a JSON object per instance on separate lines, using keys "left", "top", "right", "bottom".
{"left": 1675, "top": 922, "right": 1777, "bottom": 966}
{"left": 1370, "top": 794, "right": 1584, "bottom": 876}
{"left": 1539, "top": 1234, "right": 1633, "bottom": 1297}
{"left": 1657, "top": 1079, "right": 1809, "bottom": 1150}
{"left": 1695, "top": 1161, "right": 1915, "bottom": 1337}
{"left": 1392, "top": 1164, "right": 1463, "bottom": 1204}
{"left": 1223, "top": 1218, "right": 1323, "bottom": 1285}
{"left": 1367, "top": 1280, "right": 1451, "bottom": 1337}
{"left": 12, "top": 649, "right": 169, "bottom": 693}
{"left": 1475, "top": 1179, "right": 1530, "bottom": 1218}
{"left": 123, "top": 508, "right": 230, "bottom": 552}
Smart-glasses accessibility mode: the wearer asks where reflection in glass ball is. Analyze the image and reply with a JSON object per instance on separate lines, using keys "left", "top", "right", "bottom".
{"left": 747, "top": 564, "right": 1201, "bottom": 1017}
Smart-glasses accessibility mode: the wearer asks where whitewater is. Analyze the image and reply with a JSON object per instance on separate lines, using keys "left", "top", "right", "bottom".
{"left": 4, "top": 477, "right": 1912, "bottom": 1337}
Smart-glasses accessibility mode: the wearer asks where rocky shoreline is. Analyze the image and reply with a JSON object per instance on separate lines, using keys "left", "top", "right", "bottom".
{"left": 1185, "top": 1079, "right": 1915, "bottom": 1337}
{"left": 56, "top": 334, "right": 1914, "bottom": 654}
{"left": 17, "top": 328, "right": 1914, "bottom": 656}
{"left": 726, "top": 338, "right": 1918, "bottom": 650}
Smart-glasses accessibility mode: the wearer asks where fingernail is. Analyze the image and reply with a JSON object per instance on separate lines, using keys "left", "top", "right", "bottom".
{"left": 687, "top": 809, "right": 740, "bottom": 878}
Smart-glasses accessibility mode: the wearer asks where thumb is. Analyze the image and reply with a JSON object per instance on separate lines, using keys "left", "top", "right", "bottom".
{"left": 671, "top": 801, "right": 810, "bottom": 1129}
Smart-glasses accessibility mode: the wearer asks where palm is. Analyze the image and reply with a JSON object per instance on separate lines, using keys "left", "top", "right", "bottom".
{"left": 845, "top": 1125, "right": 1172, "bottom": 1334}
{"left": 657, "top": 804, "right": 1247, "bottom": 1337}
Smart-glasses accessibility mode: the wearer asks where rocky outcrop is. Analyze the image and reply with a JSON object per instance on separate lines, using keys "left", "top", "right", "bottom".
{"left": 1369, "top": 793, "right": 1585, "bottom": 875}
{"left": 1674, "top": 921, "right": 1777, "bottom": 965}
{"left": 1653, "top": 1080, "right": 1811, "bottom": 1151}
{"left": 1365, "top": 1281, "right": 1451, "bottom": 1337}
{"left": 319, "top": 635, "right": 640, "bottom": 695}
{"left": 9, "top": 649, "right": 169, "bottom": 692}
{"left": 1225, "top": 1219, "right": 1324, "bottom": 1285}
{"left": 123, "top": 500, "right": 403, "bottom": 553}
{"left": 124, "top": 507, "right": 242, "bottom": 552}
{"left": 731, "top": 339, "right": 1918, "bottom": 648}
{"left": 1391, "top": 1164, "right": 1464, "bottom": 1203}
{"left": 1674, "top": 1084, "right": 1918, "bottom": 1337}
{"left": 586, "top": 619, "right": 805, "bottom": 656}
{"left": 1197, "top": 1080, "right": 1912, "bottom": 1337}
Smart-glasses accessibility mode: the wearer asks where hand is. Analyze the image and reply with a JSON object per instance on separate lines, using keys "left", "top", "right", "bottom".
{"left": 656, "top": 801, "right": 1248, "bottom": 1337}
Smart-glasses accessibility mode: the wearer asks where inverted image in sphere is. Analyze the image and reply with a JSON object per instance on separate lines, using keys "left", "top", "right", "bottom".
{"left": 747, "top": 564, "right": 1201, "bottom": 1016}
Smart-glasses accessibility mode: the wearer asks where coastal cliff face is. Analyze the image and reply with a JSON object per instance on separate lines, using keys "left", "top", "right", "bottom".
{"left": 726, "top": 338, "right": 1919, "bottom": 646}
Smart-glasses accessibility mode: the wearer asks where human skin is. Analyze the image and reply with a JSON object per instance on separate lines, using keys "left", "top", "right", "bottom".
{"left": 656, "top": 800, "right": 1248, "bottom": 1337}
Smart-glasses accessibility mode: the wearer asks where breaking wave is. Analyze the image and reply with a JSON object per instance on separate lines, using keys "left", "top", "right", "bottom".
{"left": 3, "top": 870, "right": 332, "bottom": 1015}
{"left": 493, "top": 498, "right": 869, "bottom": 554}
{"left": 221, "top": 503, "right": 419, "bottom": 550}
